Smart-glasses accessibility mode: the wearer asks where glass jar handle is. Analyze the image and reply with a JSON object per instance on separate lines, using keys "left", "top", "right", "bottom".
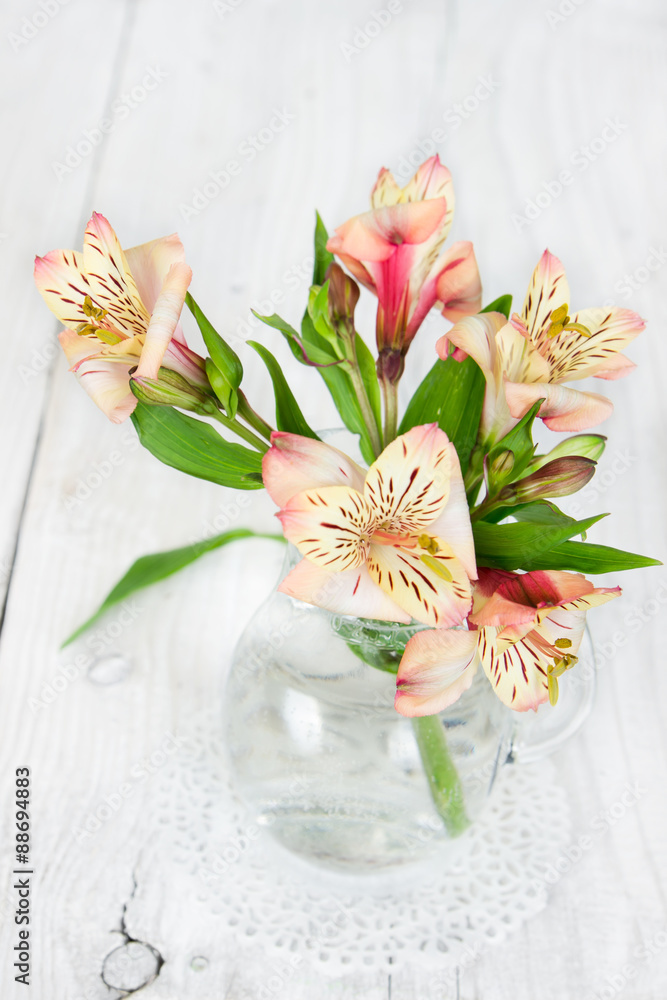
{"left": 508, "top": 628, "right": 597, "bottom": 764}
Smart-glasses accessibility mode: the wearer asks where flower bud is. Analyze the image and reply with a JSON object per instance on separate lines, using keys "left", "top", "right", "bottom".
{"left": 499, "top": 457, "right": 596, "bottom": 504}
{"left": 326, "top": 263, "right": 360, "bottom": 326}
{"left": 526, "top": 434, "right": 606, "bottom": 474}
{"left": 130, "top": 367, "right": 217, "bottom": 414}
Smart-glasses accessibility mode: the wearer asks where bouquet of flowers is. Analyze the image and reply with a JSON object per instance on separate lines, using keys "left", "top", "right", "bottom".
{"left": 35, "top": 155, "right": 658, "bottom": 726}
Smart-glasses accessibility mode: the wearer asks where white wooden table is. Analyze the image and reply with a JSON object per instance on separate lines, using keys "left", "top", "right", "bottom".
{"left": 1, "top": 0, "right": 666, "bottom": 996}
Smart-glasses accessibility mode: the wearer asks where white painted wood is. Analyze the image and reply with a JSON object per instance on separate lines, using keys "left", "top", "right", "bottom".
{"left": 0, "top": 0, "right": 666, "bottom": 997}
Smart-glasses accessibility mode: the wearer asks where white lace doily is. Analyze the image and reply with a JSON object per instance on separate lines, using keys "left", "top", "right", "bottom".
{"left": 142, "top": 712, "right": 570, "bottom": 976}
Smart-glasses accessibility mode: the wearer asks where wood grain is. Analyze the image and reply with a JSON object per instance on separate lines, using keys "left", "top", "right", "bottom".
{"left": 0, "top": 0, "right": 665, "bottom": 997}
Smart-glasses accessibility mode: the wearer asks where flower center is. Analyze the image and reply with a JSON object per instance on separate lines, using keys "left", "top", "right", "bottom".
{"left": 546, "top": 302, "right": 592, "bottom": 339}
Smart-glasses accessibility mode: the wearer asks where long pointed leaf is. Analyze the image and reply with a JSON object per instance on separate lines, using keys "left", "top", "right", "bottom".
{"left": 473, "top": 513, "right": 607, "bottom": 570}
{"left": 63, "top": 529, "right": 285, "bottom": 646}
{"left": 248, "top": 341, "right": 319, "bottom": 439}
{"left": 399, "top": 356, "right": 485, "bottom": 472}
{"left": 131, "top": 402, "right": 263, "bottom": 489}
{"left": 519, "top": 540, "right": 662, "bottom": 574}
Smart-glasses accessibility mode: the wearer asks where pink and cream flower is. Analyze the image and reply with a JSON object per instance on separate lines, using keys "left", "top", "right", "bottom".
{"left": 34, "top": 213, "right": 201, "bottom": 423}
{"left": 262, "top": 424, "right": 478, "bottom": 627}
{"left": 326, "top": 156, "right": 482, "bottom": 372}
{"left": 439, "top": 250, "right": 645, "bottom": 440}
{"left": 395, "top": 567, "right": 620, "bottom": 714}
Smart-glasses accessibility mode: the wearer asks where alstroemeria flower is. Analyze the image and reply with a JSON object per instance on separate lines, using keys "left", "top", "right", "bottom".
{"left": 263, "top": 425, "right": 477, "bottom": 627}
{"left": 395, "top": 568, "right": 620, "bottom": 714}
{"left": 326, "top": 156, "right": 481, "bottom": 374}
{"left": 439, "top": 250, "right": 645, "bottom": 440}
{"left": 34, "top": 213, "right": 201, "bottom": 423}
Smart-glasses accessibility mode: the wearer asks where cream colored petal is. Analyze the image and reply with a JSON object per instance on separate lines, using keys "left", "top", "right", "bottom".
{"left": 504, "top": 381, "right": 614, "bottom": 431}
{"left": 434, "top": 241, "right": 482, "bottom": 322}
{"left": 262, "top": 433, "right": 367, "bottom": 508}
{"left": 367, "top": 539, "right": 472, "bottom": 628}
{"left": 440, "top": 312, "right": 511, "bottom": 443}
{"left": 593, "top": 352, "right": 637, "bottom": 380}
{"left": 395, "top": 628, "right": 479, "bottom": 717}
{"left": 34, "top": 248, "right": 94, "bottom": 331}
{"left": 277, "top": 486, "right": 376, "bottom": 572}
{"left": 370, "top": 167, "right": 404, "bottom": 208}
{"left": 479, "top": 627, "right": 551, "bottom": 712}
{"left": 533, "top": 587, "right": 621, "bottom": 648}
{"left": 496, "top": 321, "right": 552, "bottom": 383}
{"left": 542, "top": 306, "right": 645, "bottom": 382}
{"left": 58, "top": 327, "right": 100, "bottom": 367}
{"left": 364, "top": 424, "right": 452, "bottom": 533}
{"left": 426, "top": 443, "right": 477, "bottom": 580}
{"left": 124, "top": 233, "right": 188, "bottom": 314}
{"left": 518, "top": 249, "right": 570, "bottom": 345}
{"left": 134, "top": 262, "right": 192, "bottom": 380}
{"left": 71, "top": 357, "right": 136, "bottom": 423}
{"left": 439, "top": 311, "right": 506, "bottom": 374}
{"left": 81, "top": 213, "right": 150, "bottom": 337}
{"left": 278, "top": 559, "right": 411, "bottom": 623}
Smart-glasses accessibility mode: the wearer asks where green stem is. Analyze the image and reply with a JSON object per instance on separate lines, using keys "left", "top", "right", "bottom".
{"left": 237, "top": 391, "right": 274, "bottom": 441}
{"left": 210, "top": 409, "right": 269, "bottom": 453}
{"left": 411, "top": 715, "right": 469, "bottom": 837}
{"left": 346, "top": 360, "right": 383, "bottom": 457}
{"left": 464, "top": 443, "right": 486, "bottom": 506}
{"left": 381, "top": 378, "right": 398, "bottom": 445}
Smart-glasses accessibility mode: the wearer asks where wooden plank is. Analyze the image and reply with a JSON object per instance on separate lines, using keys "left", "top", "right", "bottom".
{"left": 1, "top": 0, "right": 666, "bottom": 997}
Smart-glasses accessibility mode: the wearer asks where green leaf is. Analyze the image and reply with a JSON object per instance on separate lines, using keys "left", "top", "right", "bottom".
{"left": 473, "top": 513, "right": 607, "bottom": 570}
{"left": 253, "top": 216, "right": 377, "bottom": 465}
{"left": 518, "top": 540, "right": 662, "bottom": 574}
{"left": 131, "top": 402, "right": 264, "bottom": 489}
{"left": 481, "top": 499, "right": 577, "bottom": 526}
{"left": 354, "top": 333, "right": 382, "bottom": 434}
{"left": 485, "top": 400, "right": 542, "bottom": 494}
{"left": 248, "top": 341, "right": 319, "bottom": 439}
{"left": 205, "top": 358, "right": 238, "bottom": 418}
{"left": 186, "top": 293, "right": 243, "bottom": 389}
{"left": 481, "top": 294, "right": 512, "bottom": 319}
{"left": 399, "top": 356, "right": 486, "bottom": 472}
{"left": 313, "top": 211, "right": 334, "bottom": 285}
{"left": 308, "top": 282, "right": 343, "bottom": 356}
{"left": 251, "top": 311, "right": 332, "bottom": 367}
{"left": 62, "top": 529, "right": 285, "bottom": 646}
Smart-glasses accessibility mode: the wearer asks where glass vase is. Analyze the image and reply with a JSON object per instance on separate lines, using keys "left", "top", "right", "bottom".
{"left": 223, "top": 549, "right": 595, "bottom": 873}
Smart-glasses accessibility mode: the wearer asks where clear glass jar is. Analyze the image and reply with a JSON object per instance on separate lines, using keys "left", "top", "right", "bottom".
{"left": 223, "top": 549, "right": 595, "bottom": 874}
